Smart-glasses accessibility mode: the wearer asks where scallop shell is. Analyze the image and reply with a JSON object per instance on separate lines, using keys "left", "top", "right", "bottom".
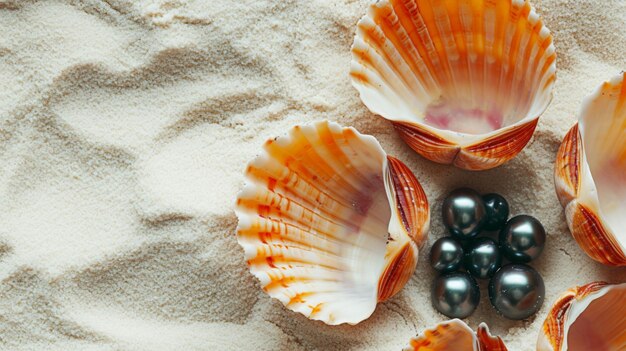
{"left": 537, "top": 282, "right": 626, "bottom": 351}
{"left": 404, "top": 319, "right": 508, "bottom": 351}
{"left": 235, "top": 121, "right": 430, "bottom": 325}
{"left": 350, "top": 0, "right": 556, "bottom": 170}
{"left": 554, "top": 72, "right": 626, "bottom": 266}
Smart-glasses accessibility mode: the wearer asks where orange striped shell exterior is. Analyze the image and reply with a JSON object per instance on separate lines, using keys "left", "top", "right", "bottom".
{"left": 405, "top": 319, "right": 508, "bottom": 351}
{"left": 393, "top": 120, "right": 539, "bottom": 170}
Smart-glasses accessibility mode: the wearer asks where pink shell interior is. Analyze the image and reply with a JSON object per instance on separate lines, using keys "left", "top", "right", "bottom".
{"left": 565, "top": 285, "right": 626, "bottom": 350}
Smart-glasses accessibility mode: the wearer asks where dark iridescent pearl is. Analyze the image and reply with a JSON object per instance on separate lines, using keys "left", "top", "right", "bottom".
{"left": 488, "top": 264, "right": 545, "bottom": 320}
{"left": 442, "top": 188, "right": 487, "bottom": 240}
{"left": 432, "top": 272, "right": 480, "bottom": 319}
{"left": 464, "top": 237, "right": 502, "bottom": 279}
{"left": 499, "top": 215, "right": 546, "bottom": 263}
{"left": 430, "top": 237, "right": 464, "bottom": 273}
{"left": 482, "top": 193, "right": 510, "bottom": 231}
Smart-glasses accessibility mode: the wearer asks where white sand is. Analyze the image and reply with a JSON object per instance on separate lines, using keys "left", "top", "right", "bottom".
{"left": 0, "top": 0, "right": 624, "bottom": 350}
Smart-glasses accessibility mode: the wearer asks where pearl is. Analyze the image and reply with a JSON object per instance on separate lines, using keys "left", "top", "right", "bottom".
{"left": 482, "top": 193, "right": 510, "bottom": 231}
{"left": 430, "top": 237, "right": 464, "bottom": 273}
{"left": 442, "top": 188, "right": 487, "bottom": 240}
{"left": 499, "top": 215, "right": 546, "bottom": 263}
{"left": 432, "top": 272, "right": 480, "bottom": 319}
{"left": 488, "top": 264, "right": 545, "bottom": 320}
{"left": 464, "top": 237, "right": 502, "bottom": 279}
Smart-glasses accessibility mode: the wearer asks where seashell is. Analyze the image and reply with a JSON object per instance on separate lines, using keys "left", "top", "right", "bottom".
{"left": 350, "top": 0, "right": 556, "bottom": 170}
{"left": 554, "top": 72, "right": 626, "bottom": 266}
{"left": 235, "top": 120, "right": 430, "bottom": 325}
{"left": 537, "top": 281, "right": 626, "bottom": 351}
{"left": 404, "top": 319, "right": 508, "bottom": 351}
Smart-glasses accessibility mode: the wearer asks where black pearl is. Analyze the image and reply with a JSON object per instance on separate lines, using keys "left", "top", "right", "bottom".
{"left": 442, "top": 188, "right": 487, "bottom": 240}
{"left": 499, "top": 215, "right": 546, "bottom": 263}
{"left": 464, "top": 237, "right": 502, "bottom": 279}
{"left": 482, "top": 193, "right": 510, "bottom": 231}
{"left": 430, "top": 237, "right": 464, "bottom": 273}
{"left": 488, "top": 264, "right": 545, "bottom": 320}
{"left": 432, "top": 272, "right": 480, "bottom": 319}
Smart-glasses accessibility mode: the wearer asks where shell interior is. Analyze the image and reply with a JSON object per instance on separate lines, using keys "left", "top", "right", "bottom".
{"left": 562, "top": 284, "right": 626, "bottom": 351}
{"left": 236, "top": 121, "right": 409, "bottom": 325}
{"left": 351, "top": 0, "right": 556, "bottom": 142}
{"left": 578, "top": 73, "right": 626, "bottom": 248}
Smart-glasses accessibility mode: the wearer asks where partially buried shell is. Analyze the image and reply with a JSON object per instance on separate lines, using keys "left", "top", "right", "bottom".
{"left": 404, "top": 319, "right": 508, "bottom": 351}
{"left": 537, "top": 282, "right": 626, "bottom": 351}
{"left": 351, "top": 0, "right": 556, "bottom": 170}
{"left": 554, "top": 72, "right": 626, "bottom": 266}
{"left": 235, "top": 120, "right": 430, "bottom": 325}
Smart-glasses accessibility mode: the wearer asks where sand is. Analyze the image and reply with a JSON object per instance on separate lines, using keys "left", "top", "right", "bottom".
{"left": 0, "top": 0, "right": 624, "bottom": 350}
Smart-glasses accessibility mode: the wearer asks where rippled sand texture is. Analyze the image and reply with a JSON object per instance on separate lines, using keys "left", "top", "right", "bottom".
{"left": 0, "top": 0, "right": 624, "bottom": 350}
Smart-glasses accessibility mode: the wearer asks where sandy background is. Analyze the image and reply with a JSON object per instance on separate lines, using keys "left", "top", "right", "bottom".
{"left": 0, "top": 0, "right": 624, "bottom": 350}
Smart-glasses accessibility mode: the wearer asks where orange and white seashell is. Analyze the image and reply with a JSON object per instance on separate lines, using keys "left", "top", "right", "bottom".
{"left": 235, "top": 120, "right": 430, "bottom": 325}
{"left": 554, "top": 72, "right": 626, "bottom": 266}
{"left": 350, "top": 0, "right": 556, "bottom": 170}
{"left": 404, "top": 319, "right": 508, "bottom": 351}
{"left": 537, "top": 281, "right": 626, "bottom": 351}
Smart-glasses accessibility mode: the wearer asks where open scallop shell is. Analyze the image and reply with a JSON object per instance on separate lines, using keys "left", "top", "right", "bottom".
{"left": 350, "top": 0, "right": 556, "bottom": 170}
{"left": 554, "top": 72, "right": 626, "bottom": 266}
{"left": 235, "top": 120, "right": 430, "bottom": 325}
{"left": 404, "top": 319, "right": 508, "bottom": 351}
{"left": 537, "top": 282, "right": 626, "bottom": 351}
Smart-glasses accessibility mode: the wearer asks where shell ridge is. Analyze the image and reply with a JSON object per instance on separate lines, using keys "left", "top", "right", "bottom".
{"left": 444, "top": 0, "right": 474, "bottom": 105}
{"left": 386, "top": 155, "right": 430, "bottom": 245}
{"left": 505, "top": 1, "right": 530, "bottom": 117}
{"left": 404, "top": 319, "right": 485, "bottom": 350}
{"left": 292, "top": 124, "right": 378, "bottom": 196}
{"left": 247, "top": 244, "right": 345, "bottom": 272}
{"left": 415, "top": 0, "right": 456, "bottom": 92}
{"left": 352, "top": 33, "right": 419, "bottom": 110}
{"left": 237, "top": 191, "right": 372, "bottom": 247}
{"left": 349, "top": 51, "right": 411, "bottom": 115}
{"left": 429, "top": 0, "right": 463, "bottom": 100}
{"left": 573, "top": 204, "right": 626, "bottom": 265}
{"left": 539, "top": 288, "right": 576, "bottom": 351}
{"left": 396, "top": 0, "right": 442, "bottom": 91}
{"left": 492, "top": 0, "right": 513, "bottom": 121}
{"left": 245, "top": 164, "right": 371, "bottom": 224}
{"left": 554, "top": 124, "right": 580, "bottom": 207}
{"left": 243, "top": 226, "right": 348, "bottom": 262}
{"left": 397, "top": 0, "right": 446, "bottom": 89}
{"left": 476, "top": 323, "right": 508, "bottom": 351}
{"left": 504, "top": 1, "right": 530, "bottom": 118}
{"left": 359, "top": 8, "right": 429, "bottom": 108}
{"left": 377, "top": 241, "right": 417, "bottom": 301}
{"left": 384, "top": 0, "right": 440, "bottom": 99}
{"left": 262, "top": 139, "right": 364, "bottom": 201}
{"left": 455, "top": 118, "right": 538, "bottom": 170}
{"left": 393, "top": 121, "right": 461, "bottom": 165}
{"left": 525, "top": 14, "right": 556, "bottom": 116}
{"left": 238, "top": 215, "right": 355, "bottom": 253}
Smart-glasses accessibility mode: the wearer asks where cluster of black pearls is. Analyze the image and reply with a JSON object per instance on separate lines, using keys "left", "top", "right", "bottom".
{"left": 430, "top": 188, "right": 546, "bottom": 320}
